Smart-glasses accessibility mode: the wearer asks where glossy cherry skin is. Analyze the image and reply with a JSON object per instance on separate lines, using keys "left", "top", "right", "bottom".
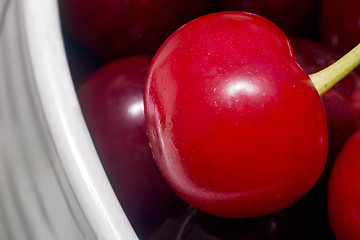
{"left": 144, "top": 12, "right": 328, "bottom": 219}
{"left": 328, "top": 129, "right": 360, "bottom": 240}
{"left": 59, "top": 0, "right": 211, "bottom": 60}
{"left": 77, "top": 56, "right": 186, "bottom": 239}
{"left": 216, "top": 0, "right": 320, "bottom": 38}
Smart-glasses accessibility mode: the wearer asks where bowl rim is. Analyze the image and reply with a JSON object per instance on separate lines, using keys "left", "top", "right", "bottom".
{"left": 19, "top": 0, "right": 138, "bottom": 239}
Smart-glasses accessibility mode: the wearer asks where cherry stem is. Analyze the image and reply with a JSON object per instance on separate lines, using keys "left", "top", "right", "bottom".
{"left": 310, "top": 42, "right": 360, "bottom": 96}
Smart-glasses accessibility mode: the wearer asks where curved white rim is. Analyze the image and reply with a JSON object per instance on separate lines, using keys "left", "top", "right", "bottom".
{"left": 19, "top": 1, "right": 138, "bottom": 239}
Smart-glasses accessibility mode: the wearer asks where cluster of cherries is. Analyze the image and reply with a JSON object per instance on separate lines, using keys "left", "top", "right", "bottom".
{"left": 59, "top": 0, "right": 360, "bottom": 239}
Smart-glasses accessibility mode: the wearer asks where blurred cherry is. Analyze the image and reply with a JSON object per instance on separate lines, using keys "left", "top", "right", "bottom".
{"left": 216, "top": 0, "right": 320, "bottom": 38}
{"left": 77, "top": 56, "right": 187, "bottom": 239}
{"left": 59, "top": 0, "right": 211, "bottom": 61}
{"left": 291, "top": 38, "right": 360, "bottom": 156}
{"left": 320, "top": 0, "right": 360, "bottom": 55}
{"left": 320, "top": 0, "right": 360, "bottom": 76}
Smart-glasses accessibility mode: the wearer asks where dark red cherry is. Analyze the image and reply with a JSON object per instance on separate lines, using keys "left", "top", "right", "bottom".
{"left": 216, "top": 0, "right": 320, "bottom": 38}
{"left": 77, "top": 56, "right": 186, "bottom": 239}
{"left": 291, "top": 37, "right": 360, "bottom": 155}
{"left": 320, "top": 0, "right": 360, "bottom": 55}
{"left": 59, "top": 0, "right": 211, "bottom": 60}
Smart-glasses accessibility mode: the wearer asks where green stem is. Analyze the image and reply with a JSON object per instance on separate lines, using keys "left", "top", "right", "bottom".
{"left": 310, "top": 43, "right": 360, "bottom": 96}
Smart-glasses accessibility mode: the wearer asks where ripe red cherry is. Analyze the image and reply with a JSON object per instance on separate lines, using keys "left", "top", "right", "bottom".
{"left": 77, "top": 56, "right": 186, "bottom": 238}
{"left": 144, "top": 11, "right": 328, "bottom": 218}
{"left": 327, "top": 129, "right": 360, "bottom": 240}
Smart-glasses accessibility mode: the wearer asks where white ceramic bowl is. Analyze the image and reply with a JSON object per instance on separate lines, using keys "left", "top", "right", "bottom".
{"left": 0, "top": 0, "right": 138, "bottom": 239}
